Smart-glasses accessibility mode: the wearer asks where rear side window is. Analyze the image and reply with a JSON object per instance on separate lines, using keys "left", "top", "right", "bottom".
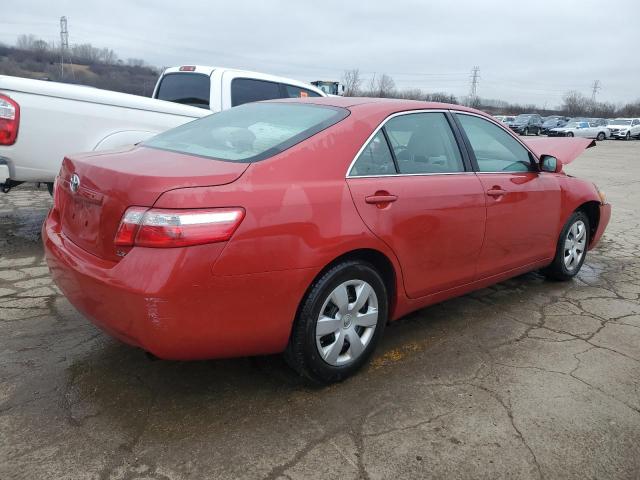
{"left": 144, "top": 102, "right": 348, "bottom": 163}
{"left": 231, "top": 78, "right": 282, "bottom": 107}
{"left": 283, "top": 84, "right": 322, "bottom": 99}
{"left": 350, "top": 131, "right": 396, "bottom": 176}
{"left": 156, "top": 73, "right": 210, "bottom": 109}
{"left": 456, "top": 114, "right": 533, "bottom": 172}
{"left": 385, "top": 113, "right": 464, "bottom": 174}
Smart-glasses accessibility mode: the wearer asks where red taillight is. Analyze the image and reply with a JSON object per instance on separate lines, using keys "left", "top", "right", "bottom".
{"left": 0, "top": 94, "right": 19, "bottom": 146}
{"left": 114, "top": 207, "right": 245, "bottom": 248}
{"left": 179, "top": 66, "right": 196, "bottom": 72}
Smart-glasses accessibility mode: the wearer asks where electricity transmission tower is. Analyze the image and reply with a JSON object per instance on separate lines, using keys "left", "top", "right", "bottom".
{"left": 468, "top": 66, "right": 480, "bottom": 105}
{"left": 60, "top": 16, "right": 69, "bottom": 78}
{"left": 591, "top": 80, "right": 601, "bottom": 102}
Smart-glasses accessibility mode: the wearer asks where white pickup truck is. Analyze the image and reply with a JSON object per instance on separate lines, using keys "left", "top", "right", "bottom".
{"left": 0, "top": 67, "right": 326, "bottom": 192}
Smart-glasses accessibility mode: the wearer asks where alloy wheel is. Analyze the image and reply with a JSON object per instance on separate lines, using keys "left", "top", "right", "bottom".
{"left": 564, "top": 220, "right": 587, "bottom": 272}
{"left": 315, "top": 280, "right": 378, "bottom": 366}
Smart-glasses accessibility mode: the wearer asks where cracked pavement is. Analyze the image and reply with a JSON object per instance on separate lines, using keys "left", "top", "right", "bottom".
{"left": 1, "top": 141, "right": 639, "bottom": 479}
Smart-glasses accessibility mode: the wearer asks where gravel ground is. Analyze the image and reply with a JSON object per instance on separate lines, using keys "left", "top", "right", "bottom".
{"left": 0, "top": 141, "right": 639, "bottom": 480}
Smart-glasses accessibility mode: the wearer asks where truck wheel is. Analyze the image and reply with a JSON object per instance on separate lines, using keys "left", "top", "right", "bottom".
{"left": 596, "top": 132, "right": 606, "bottom": 141}
{"left": 284, "top": 260, "right": 388, "bottom": 384}
{"left": 542, "top": 211, "right": 589, "bottom": 281}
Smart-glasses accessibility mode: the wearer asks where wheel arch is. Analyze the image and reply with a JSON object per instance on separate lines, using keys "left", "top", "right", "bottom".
{"left": 295, "top": 248, "right": 399, "bottom": 325}
{"left": 576, "top": 200, "right": 601, "bottom": 246}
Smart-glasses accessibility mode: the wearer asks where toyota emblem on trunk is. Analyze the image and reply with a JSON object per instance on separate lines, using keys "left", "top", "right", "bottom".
{"left": 70, "top": 174, "right": 80, "bottom": 193}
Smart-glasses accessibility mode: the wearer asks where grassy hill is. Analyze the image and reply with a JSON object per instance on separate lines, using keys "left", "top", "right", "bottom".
{"left": 0, "top": 42, "right": 159, "bottom": 97}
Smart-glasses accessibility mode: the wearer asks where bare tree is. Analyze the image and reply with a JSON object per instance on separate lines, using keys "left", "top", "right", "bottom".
{"left": 372, "top": 73, "right": 395, "bottom": 97}
{"left": 16, "top": 34, "right": 39, "bottom": 50}
{"left": 341, "top": 68, "right": 361, "bottom": 96}
{"left": 562, "top": 91, "right": 589, "bottom": 117}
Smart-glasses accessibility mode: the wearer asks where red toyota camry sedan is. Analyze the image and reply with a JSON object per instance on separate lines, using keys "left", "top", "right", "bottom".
{"left": 43, "top": 98, "right": 611, "bottom": 383}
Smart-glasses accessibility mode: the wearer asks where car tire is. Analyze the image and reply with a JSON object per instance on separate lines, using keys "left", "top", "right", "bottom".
{"left": 523, "top": 127, "right": 529, "bottom": 136}
{"left": 284, "top": 260, "right": 388, "bottom": 384}
{"left": 535, "top": 127, "right": 540, "bottom": 136}
{"left": 625, "top": 132, "right": 631, "bottom": 141}
{"left": 46, "top": 182, "right": 54, "bottom": 196}
{"left": 542, "top": 211, "right": 590, "bottom": 281}
{"left": 596, "top": 132, "right": 606, "bottom": 141}
{"left": 566, "top": 132, "right": 574, "bottom": 137}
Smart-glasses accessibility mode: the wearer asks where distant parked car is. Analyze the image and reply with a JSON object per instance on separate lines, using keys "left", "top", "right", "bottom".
{"left": 588, "top": 118, "right": 609, "bottom": 127}
{"left": 607, "top": 118, "right": 640, "bottom": 140}
{"left": 548, "top": 121, "right": 610, "bottom": 141}
{"left": 508, "top": 114, "right": 543, "bottom": 135}
{"left": 540, "top": 116, "right": 569, "bottom": 135}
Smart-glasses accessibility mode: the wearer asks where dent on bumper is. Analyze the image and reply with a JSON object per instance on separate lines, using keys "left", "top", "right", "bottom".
{"left": 43, "top": 213, "right": 317, "bottom": 360}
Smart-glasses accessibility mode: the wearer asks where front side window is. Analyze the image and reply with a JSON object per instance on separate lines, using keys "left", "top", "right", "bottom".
{"left": 456, "top": 114, "right": 534, "bottom": 172}
{"left": 283, "top": 84, "right": 322, "bottom": 99}
{"left": 384, "top": 113, "right": 464, "bottom": 174}
{"left": 350, "top": 131, "right": 396, "bottom": 176}
{"left": 145, "top": 103, "right": 348, "bottom": 163}
{"left": 231, "top": 78, "right": 282, "bottom": 107}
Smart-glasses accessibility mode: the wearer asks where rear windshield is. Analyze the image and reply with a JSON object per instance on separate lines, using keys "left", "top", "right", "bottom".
{"left": 144, "top": 102, "right": 348, "bottom": 163}
{"left": 155, "top": 73, "right": 210, "bottom": 109}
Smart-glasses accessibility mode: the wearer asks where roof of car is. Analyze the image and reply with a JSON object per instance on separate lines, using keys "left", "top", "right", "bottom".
{"left": 269, "top": 96, "right": 484, "bottom": 116}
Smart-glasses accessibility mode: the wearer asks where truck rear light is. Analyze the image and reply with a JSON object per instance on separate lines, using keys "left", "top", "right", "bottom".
{"left": 179, "top": 66, "right": 196, "bottom": 72}
{"left": 114, "top": 207, "right": 245, "bottom": 248}
{"left": 0, "top": 94, "right": 19, "bottom": 145}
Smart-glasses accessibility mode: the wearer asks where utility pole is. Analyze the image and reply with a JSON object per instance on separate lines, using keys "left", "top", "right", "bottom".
{"left": 468, "top": 66, "right": 480, "bottom": 106}
{"left": 59, "top": 16, "right": 69, "bottom": 79}
{"left": 591, "top": 80, "right": 601, "bottom": 102}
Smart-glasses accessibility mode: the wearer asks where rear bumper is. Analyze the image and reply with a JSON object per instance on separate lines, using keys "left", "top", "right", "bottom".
{"left": 43, "top": 210, "right": 315, "bottom": 360}
{"left": 589, "top": 203, "right": 611, "bottom": 250}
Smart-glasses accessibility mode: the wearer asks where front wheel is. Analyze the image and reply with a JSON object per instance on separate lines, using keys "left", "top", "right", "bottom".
{"left": 542, "top": 211, "right": 590, "bottom": 281}
{"left": 285, "top": 260, "right": 388, "bottom": 384}
{"left": 523, "top": 127, "right": 529, "bottom": 136}
{"left": 596, "top": 132, "right": 606, "bottom": 141}
{"left": 566, "top": 132, "right": 574, "bottom": 137}
{"left": 625, "top": 132, "right": 631, "bottom": 141}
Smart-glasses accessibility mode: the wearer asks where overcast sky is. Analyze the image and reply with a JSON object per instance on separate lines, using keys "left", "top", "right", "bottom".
{"left": 3, "top": 0, "right": 638, "bottom": 107}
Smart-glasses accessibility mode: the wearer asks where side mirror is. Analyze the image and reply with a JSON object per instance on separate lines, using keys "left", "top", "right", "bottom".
{"left": 540, "top": 155, "right": 562, "bottom": 173}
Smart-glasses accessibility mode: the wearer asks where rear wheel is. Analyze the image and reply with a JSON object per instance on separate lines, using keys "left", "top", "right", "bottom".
{"left": 543, "top": 211, "right": 590, "bottom": 281}
{"left": 285, "top": 260, "right": 388, "bottom": 384}
{"left": 596, "top": 132, "right": 606, "bottom": 141}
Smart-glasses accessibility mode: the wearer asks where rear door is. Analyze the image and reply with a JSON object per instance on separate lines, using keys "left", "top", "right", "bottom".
{"left": 346, "top": 111, "right": 486, "bottom": 298}
{"left": 454, "top": 113, "right": 561, "bottom": 278}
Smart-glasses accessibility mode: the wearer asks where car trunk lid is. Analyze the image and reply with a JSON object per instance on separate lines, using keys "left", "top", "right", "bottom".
{"left": 56, "top": 146, "right": 248, "bottom": 261}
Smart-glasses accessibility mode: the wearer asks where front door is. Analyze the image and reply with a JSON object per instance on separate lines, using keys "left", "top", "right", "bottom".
{"left": 454, "top": 113, "right": 561, "bottom": 278}
{"left": 347, "top": 112, "right": 486, "bottom": 298}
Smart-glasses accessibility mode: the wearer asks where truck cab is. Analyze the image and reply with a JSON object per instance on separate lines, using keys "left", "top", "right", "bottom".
{"left": 153, "top": 66, "right": 326, "bottom": 112}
